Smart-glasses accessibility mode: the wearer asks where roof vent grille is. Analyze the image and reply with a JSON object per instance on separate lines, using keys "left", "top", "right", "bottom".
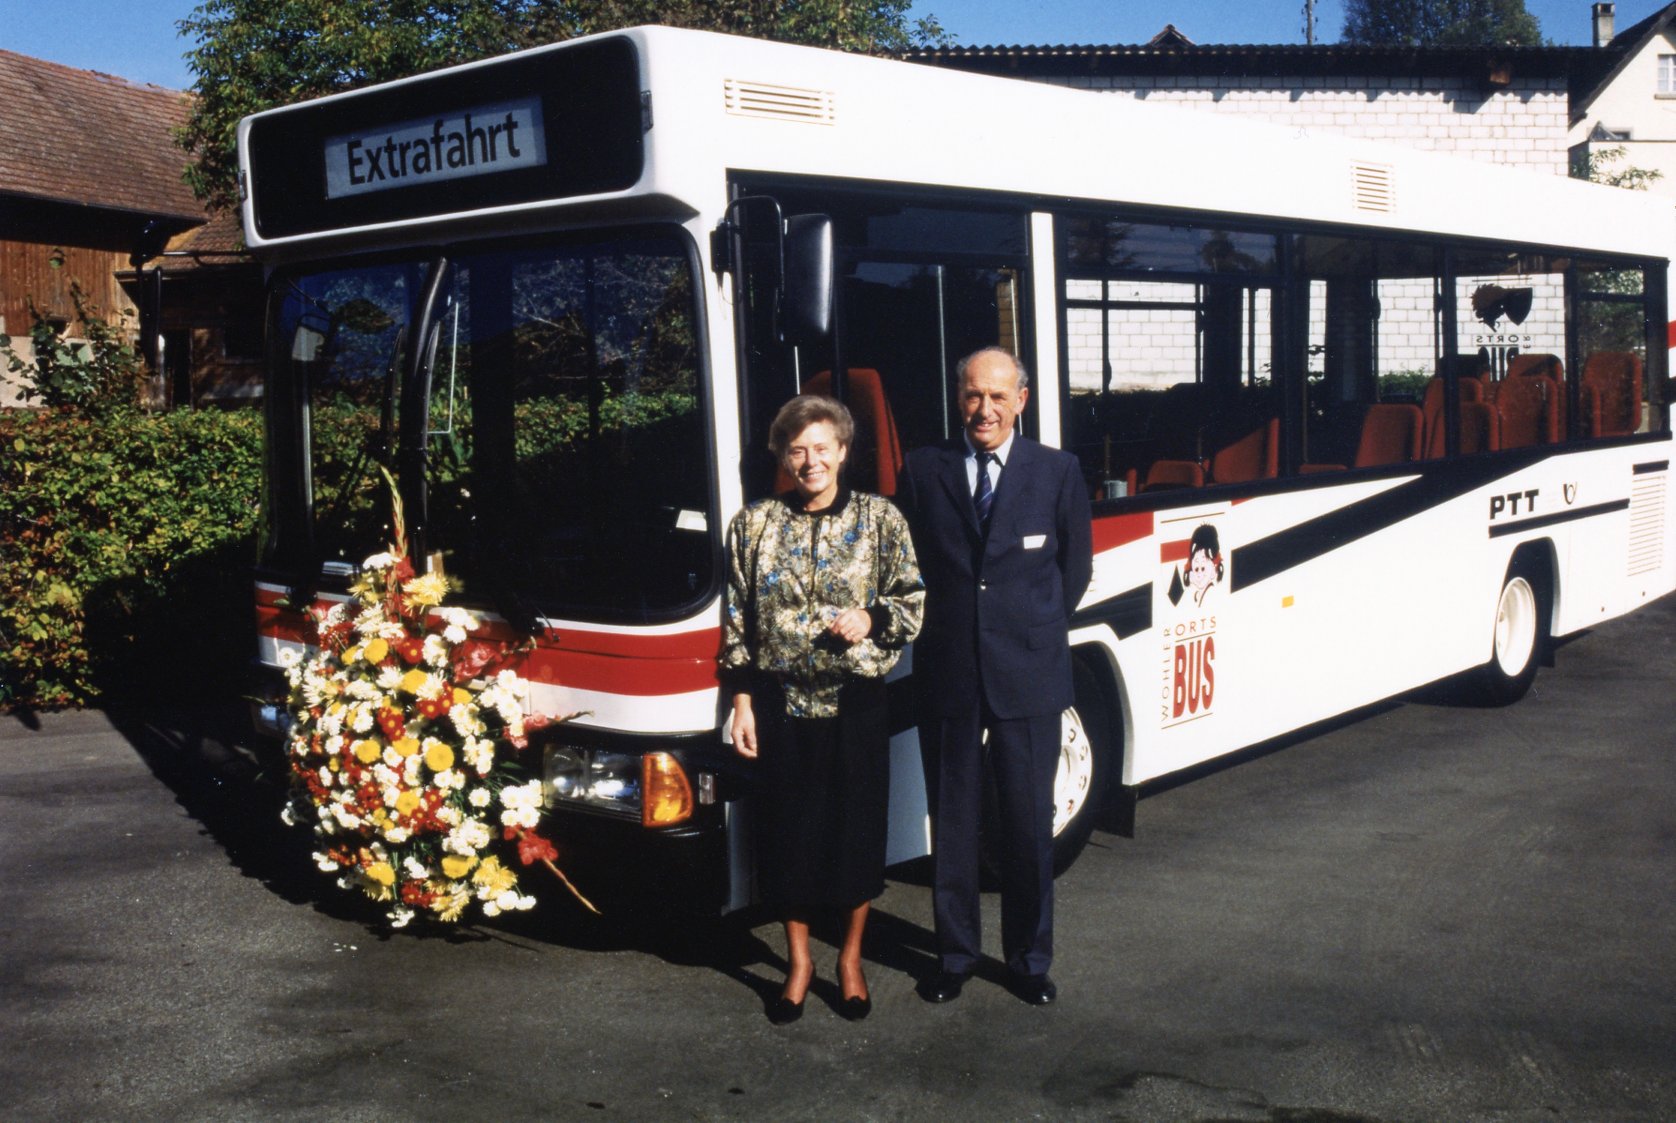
{"left": 1352, "top": 163, "right": 1395, "bottom": 214}
{"left": 724, "top": 79, "right": 835, "bottom": 125}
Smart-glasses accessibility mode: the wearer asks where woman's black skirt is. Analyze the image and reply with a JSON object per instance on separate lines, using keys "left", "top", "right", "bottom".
{"left": 751, "top": 675, "right": 891, "bottom": 912}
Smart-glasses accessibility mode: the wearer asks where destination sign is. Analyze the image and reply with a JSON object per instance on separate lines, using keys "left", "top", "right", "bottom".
{"left": 323, "top": 98, "right": 549, "bottom": 199}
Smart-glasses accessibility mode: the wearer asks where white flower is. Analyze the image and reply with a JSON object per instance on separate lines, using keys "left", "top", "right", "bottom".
{"left": 354, "top": 606, "right": 386, "bottom": 637}
{"left": 462, "top": 735, "right": 495, "bottom": 774}
{"left": 362, "top": 551, "right": 399, "bottom": 571}
{"left": 445, "top": 818, "right": 492, "bottom": 855}
{"left": 389, "top": 905, "right": 415, "bottom": 928}
{"left": 383, "top": 826, "right": 410, "bottom": 844}
{"left": 403, "top": 856, "right": 430, "bottom": 880}
{"left": 499, "top": 780, "right": 544, "bottom": 830}
{"left": 277, "top": 648, "right": 303, "bottom": 670}
{"left": 434, "top": 769, "right": 466, "bottom": 792}
{"left": 468, "top": 787, "right": 492, "bottom": 809}
{"left": 348, "top": 704, "right": 375, "bottom": 734}
{"left": 423, "top": 635, "right": 449, "bottom": 667}
{"left": 436, "top": 804, "right": 462, "bottom": 827}
{"left": 313, "top": 851, "right": 340, "bottom": 872}
{"left": 443, "top": 622, "right": 468, "bottom": 645}
{"left": 438, "top": 606, "right": 477, "bottom": 632}
{"left": 377, "top": 665, "right": 404, "bottom": 691}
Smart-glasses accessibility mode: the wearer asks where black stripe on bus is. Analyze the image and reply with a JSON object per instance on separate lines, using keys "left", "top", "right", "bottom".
{"left": 1229, "top": 449, "right": 1553, "bottom": 593}
{"left": 1487, "top": 498, "right": 1630, "bottom": 538}
{"left": 1072, "top": 582, "right": 1152, "bottom": 640}
{"left": 1633, "top": 459, "right": 1670, "bottom": 475}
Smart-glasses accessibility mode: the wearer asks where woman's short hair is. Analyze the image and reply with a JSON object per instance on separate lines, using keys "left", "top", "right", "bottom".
{"left": 768, "top": 394, "right": 855, "bottom": 461}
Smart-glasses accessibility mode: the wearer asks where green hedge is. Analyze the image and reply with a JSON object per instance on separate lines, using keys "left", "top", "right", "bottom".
{"left": 0, "top": 407, "right": 264, "bottom": 710}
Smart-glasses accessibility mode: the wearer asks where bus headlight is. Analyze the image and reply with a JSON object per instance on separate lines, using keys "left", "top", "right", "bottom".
{"left": 542, "top": 746, "right": 694, "bottom": 828}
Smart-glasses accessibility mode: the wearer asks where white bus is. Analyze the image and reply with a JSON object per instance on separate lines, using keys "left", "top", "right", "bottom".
{"left": 241, "top": 26, "right": 1676, "bottom": 914}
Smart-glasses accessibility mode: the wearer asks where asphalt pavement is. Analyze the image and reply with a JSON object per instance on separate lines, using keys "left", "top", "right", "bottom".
{"left": 3, "top": 594, "right": 1674, "bottom": 1122}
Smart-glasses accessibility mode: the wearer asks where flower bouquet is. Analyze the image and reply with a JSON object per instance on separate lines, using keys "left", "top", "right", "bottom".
{"left": 279, "top": 481, "right": 594, "bottom": 927}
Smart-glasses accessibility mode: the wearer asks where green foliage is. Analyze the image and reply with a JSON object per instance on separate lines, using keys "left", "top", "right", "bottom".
{"left": 0, "top": 408, "right": 264, "bottom": 711}
{"left": 177, "top": 0, "right": 950, "bottom": 212}
{"left": 1340, "top": 0, "right": 1543, "bottom": 46}
{"left": 0, "top": 252, "right": 148, "bottom": 415}
{"left": 1570, "top": 144, "right": 1664, "bottom": 192}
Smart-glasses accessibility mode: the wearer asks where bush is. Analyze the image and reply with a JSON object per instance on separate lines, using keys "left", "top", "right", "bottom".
{"left": 0, "top": 406, "right": 263, "bottom": 710}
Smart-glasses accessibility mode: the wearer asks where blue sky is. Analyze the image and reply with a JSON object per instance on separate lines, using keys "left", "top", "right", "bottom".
{"left": 6, "top": 1, "right": 1657, "bottom": 91}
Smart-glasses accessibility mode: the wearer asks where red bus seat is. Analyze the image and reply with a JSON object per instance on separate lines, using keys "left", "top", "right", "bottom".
{"left": 1496, "top": 375, "right": 1559, "bottom": 448}
{"left": 1583, "top": 352, "right": 1643, "bottom": 437}
{"left": 1353, "top": 402, "right": 1423, "bottom": 468}
{"left": 1209, "top": 418, "right": 1279, "bottom": 484}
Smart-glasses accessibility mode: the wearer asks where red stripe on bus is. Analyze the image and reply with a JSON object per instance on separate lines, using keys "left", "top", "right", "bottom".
{"left": 255, "top": 603, "right": 723, "bottom": 695}
{"left": 1159, "top": 538, "right": 1191, "bottom": 564}
{"left": 1092, "top": 511, "right": 1154, "bottom": 554}
{"left": 1669, "top": 320, "right": 1676, "bottom": 350}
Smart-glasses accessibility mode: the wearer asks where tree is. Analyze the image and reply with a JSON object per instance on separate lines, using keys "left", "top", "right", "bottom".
{"left": 0, "top": 250, "right": 148, "bottom": 416}
{"left": 176, "top": 0, "right": 949, "bottom": 212}
{"left": 1340, "top": 0, "right": 1542, "bottom": 47}
{"left": 1571, "top": 144, "right": 1664, "bottom": 192}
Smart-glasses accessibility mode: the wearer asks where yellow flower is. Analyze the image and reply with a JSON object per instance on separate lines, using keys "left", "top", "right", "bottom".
{"left": 400, "top": 669, "right": 430, "bottom": 695}
{"left": 424, "top": 741, "right": 456, "bottom": 772}
{"left": 363, "top": 638, "right": 389, "bottom": 663}
{"left": 342, "top": 647, "right": 361, "bottom": 664}
{"left": 394, "top": 790, "right": 421, "bottom": 816}
{"left": 472, "top": 856, "right": 517, "bottom": 895}
{"left": 354, "top": 739, "right": 381, "bottom": 764}
{"left": 365, "top": 861, "right": 396, "bottom": 886}
{"left": 403, "top": 573, "right": 449, "bottom": 607}
{"left": 441, "top": 854, "right": 477, "bottom": 879}
{"left": 393, "top": 736, "right": 420, "bottom": 758}
{"left": 453, "top": 687, "right": 473, "bottom": 705}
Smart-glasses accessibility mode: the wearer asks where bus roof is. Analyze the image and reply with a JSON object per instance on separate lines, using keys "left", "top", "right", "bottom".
{"left": 238, "top": 24, "right": 1674, "bottom": 260}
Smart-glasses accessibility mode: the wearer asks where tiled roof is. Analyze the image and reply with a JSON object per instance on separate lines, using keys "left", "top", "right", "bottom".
{"left": 0, "top": 49, "right": 203, "bottom": 222}
{"left": 149, "top": 209, "right": 249, "bottom": 273}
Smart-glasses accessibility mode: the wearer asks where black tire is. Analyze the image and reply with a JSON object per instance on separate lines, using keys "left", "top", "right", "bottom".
{"left": 979, "top": 657, "right": 1117, "bottom": 880}
{"left": 1471, "top": 555, "right": 1549, "bottom": 706}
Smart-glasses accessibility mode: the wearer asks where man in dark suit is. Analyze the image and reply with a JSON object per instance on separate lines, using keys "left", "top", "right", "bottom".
{"left": 898, "top": 346, "right": 1093, "bottom": 1006}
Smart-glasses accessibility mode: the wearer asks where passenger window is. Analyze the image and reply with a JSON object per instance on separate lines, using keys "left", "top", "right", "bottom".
{"left": 1060, "top": 217, "right": 1280, "bottom": 498}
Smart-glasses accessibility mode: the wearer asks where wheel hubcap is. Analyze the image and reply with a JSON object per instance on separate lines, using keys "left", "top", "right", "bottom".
{"left": 1053, "top": 708, "right": 1095, "bottom": 837}
{"left": 1494, "top": 576, "right": 1537, "bottom": 676}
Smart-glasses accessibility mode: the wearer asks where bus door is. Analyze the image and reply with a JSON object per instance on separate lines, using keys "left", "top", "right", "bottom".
{"left": 727, "top": 186, "right": 1032, "bottom": 497}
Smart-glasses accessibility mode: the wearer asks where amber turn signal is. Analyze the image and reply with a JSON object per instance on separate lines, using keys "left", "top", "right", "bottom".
{"left": 641, "top": 751, "right": 694, "bottom": 827}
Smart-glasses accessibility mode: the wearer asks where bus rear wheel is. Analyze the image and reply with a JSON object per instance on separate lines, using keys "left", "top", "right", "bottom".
{"left": 1472, "top": 558, "right": 1548, "bottom": 706}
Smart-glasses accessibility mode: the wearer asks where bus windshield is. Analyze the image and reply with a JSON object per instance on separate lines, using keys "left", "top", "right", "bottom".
{"left": 264, "top": 227, "right": 713, "bottom": 623}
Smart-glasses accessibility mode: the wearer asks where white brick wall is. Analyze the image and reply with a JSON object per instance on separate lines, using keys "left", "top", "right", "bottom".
{"left": 1050, "top": 73, "right": 1571, "bottom": 386}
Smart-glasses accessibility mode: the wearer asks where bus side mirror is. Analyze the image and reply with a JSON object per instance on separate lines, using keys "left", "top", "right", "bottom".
{"left": 781, "top": 214, "right": 833, "bottom": 345}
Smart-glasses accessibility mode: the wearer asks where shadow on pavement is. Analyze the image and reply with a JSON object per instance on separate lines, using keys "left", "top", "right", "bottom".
{"left": 103, "top": 701, "right": 939, "bottom": 1004}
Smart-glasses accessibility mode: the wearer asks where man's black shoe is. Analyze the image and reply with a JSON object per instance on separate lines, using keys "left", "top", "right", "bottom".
{"left": 1011, "top": 973, "right": 1056, "bottom": 1006}
{"left": 918, "top": 970, "right": 970, "bottom": 1003}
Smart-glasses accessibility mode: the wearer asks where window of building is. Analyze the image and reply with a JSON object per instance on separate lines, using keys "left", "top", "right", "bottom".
{"left": 1658, "top": 54, "right": 1676, "bottom": 94}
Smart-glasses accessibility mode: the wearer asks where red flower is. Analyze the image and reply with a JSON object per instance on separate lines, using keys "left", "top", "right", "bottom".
{"left": 507, "top": 828, "right": 559, "bottom": 867}
{"left": 395, "top": 637, "right": 426, "bottom": 665}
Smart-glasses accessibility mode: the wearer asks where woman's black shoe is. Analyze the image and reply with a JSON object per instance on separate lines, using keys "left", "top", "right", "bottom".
{"left": 766, "top": 994, "right": 805, "bottom": 1025}
{"left": 838, "top": 993, "right": 872, "bottom": 1021}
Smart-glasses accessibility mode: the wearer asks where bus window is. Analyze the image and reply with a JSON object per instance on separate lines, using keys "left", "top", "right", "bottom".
{"left": 1060, "top": 216, "right": 1280, "bottom": 496}
{"left": 436, "top": 232, "right": 710, "bottom": 621}
{"left": 266, "top": 261, "right": 424, "bottom": 575}
{"left": 1576, "top": 263, "right": 1651, "bottom": 437}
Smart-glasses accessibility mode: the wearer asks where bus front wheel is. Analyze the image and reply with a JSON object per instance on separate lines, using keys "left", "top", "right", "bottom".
{"left": 978, "top": 659, "right": 1117, "bottom": 880}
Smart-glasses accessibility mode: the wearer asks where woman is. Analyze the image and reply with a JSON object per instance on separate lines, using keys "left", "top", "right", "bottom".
{"left": 721, "top": 394, "right": 923, "bottom": 1024}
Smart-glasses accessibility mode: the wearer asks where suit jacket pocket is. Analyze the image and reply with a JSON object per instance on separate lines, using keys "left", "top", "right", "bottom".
{"left": 1027, "top": 619, "right": 1067, "bottom": 650}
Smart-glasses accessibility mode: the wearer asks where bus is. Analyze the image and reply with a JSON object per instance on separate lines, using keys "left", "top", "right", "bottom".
{"left": 241, "top": 26, "right": 1676, "bottom": 915}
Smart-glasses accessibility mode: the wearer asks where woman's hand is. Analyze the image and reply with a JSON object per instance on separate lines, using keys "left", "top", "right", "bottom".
{"left": 730, "top": 693, "right": 758, "bottom": 759}
{"left": 828, "top": 607, "right": 872, "bottom": 646}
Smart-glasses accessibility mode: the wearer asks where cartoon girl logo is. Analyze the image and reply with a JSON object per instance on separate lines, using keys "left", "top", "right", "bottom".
{"left": 1167, "top": 523, "right": 1225, "bottom": 607}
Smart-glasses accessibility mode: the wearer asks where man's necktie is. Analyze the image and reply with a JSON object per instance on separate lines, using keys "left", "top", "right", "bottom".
{"left": 973, "top": 451, "right": 996, "bottom": 526}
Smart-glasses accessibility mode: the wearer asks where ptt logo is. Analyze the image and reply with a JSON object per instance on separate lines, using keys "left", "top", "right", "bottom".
{"left": 1489, "top": 488, "right": 1539, "bottom": 520}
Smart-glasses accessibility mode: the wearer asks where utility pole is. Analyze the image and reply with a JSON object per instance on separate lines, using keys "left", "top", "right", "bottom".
{"left": 1303, "top": 0, "right": 1317, "bottom": 44}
